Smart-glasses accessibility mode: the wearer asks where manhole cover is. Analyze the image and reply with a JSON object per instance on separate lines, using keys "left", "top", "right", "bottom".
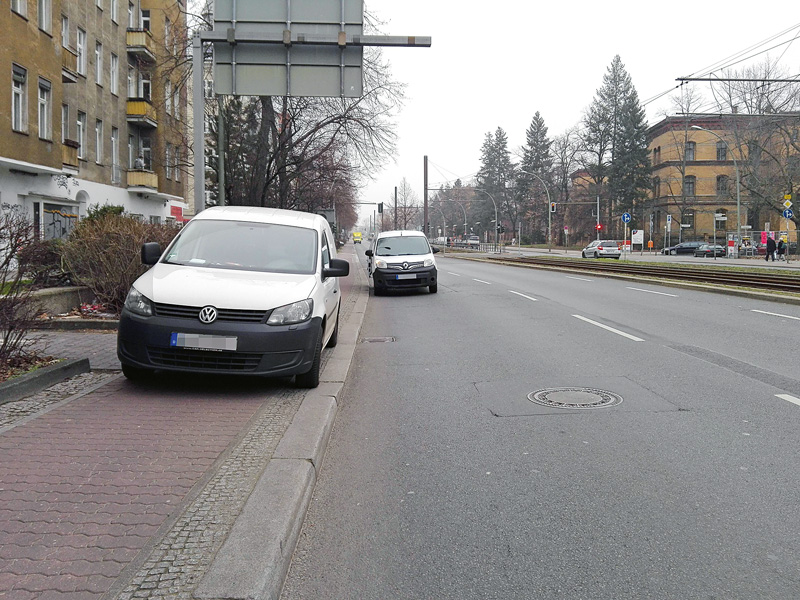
{"left": 362, "top": 337, "right": 395, "bottom": 343}
{"left": 527, "top": 388, "right": 623, "bottom": 410}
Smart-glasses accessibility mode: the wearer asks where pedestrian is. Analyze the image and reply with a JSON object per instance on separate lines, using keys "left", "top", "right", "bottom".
{"left": 777, "top": 239, "right": 786, "bottom": 261}
{"left": 765, "top": 236, "right": 777, "bottom": 261}
{"left": 134, "top": 154, "right": 145, "bottom": 169}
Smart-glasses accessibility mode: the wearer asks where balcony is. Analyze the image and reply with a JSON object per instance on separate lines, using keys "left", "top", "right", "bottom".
{"left": 127, "top": 169, "right": 158, "bottom": 190}
{"left": 62, "top": 47, "right": 78, "bottom": 83}
{"left": 127, "top": 99, "right": 158, "bottom": 128}
{"left": 62, "top": 139, "right": 79, "bottom": 169}
{"left": 126, "top": 29, "right": 156, "bottom": 63}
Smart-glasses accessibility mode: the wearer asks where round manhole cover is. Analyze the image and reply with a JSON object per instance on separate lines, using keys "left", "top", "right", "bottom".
{"left": 527, "top": 388, "right": 623, "bottom": 410}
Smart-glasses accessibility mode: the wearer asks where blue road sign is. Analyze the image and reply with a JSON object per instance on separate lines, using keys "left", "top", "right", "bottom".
{"left": 783, "top": 208, "right": 794, "bottom": 219}
{"left": 621, "top": 212, "right": 632, "bottom": 223}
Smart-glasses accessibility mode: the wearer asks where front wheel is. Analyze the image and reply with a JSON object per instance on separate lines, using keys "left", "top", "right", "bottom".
{"left": 581, "top": 252, "right": 586, "bottom": 258}
{"left": 429, "top": 283, "right": 438, "bottom": 294}
{"left": 670, "top": 250, "right": 677, "bottom": 255}
{"left": 122, "top": 363, "right": 151, "bottom": 382}
{"left": 326, "top": 306, "right": 340, "bottom": 348}
{"left": 295, "top": 328, "right": 322, "bottom": 389}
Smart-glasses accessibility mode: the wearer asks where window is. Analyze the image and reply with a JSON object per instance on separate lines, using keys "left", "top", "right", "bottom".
{"left": 141, "top": 9, "right": 150, "bottom": 30}
{"left": 140, "top": 137, "right": 151, "bottom": 170}
{"left": 127, "top": 65, "right": 135, "bottom": 98}
{"left": 149, "top": 215, "right": 161, "bottom": 225}
{"left": 716, "top": 141, "right": 727, "bottom": 161}
{"left": 12, "top": 65, "right": 27, "bottom": 133}
{"left": 95, "top": 119, "right": 103, "bottom": 163}
{"left": 165, "top": 17, "right": 171, "bottom": 53}
{"left": 11, "top": 0, "right": 27, "bottom": 17}
{"left": 38, "top": 79, "right": 51, "bottom": 140}
{"left": 61, "top": 15, "right": 68, "bottom": 47}
{"left": 684, "top": 141, "right": 696, "bottom": 162}
{"left": 77, "top": 111, "right": 86, "bottom": 159}
{"left": 139, "top": 72, "right": 151, "bottom": 101}
{"left": 110, "top": 0, "right": 117, "bottom": 22}
{"left": 111, "top": 127, "right": 120, "bottom": 183}
{"left": 128, "top": 2, "right": 134, "bottom": 28}
{"left": 165, "top": 80, "right": 172, "bottom": 115}
{"left": 682, "top": 212, "right": 694, "bottom": 229}
{"left": 166, "top": 143, "right": 173, "bottom": 179}
{"left": 110, "top": 53, "right": 118, "bottom": 94}
{"left": 716, "top": 175, "right": 729, "bottom": 195}
{"left": 95, "top": 42, "right": 103, "bottom": 85}
{"left": 652, "top": 177, "right": 660, "bottom": 198}
{"left": 174, "top": 147, "right": 180, "bottom": 181}
{"left": 173, "top": 88, "right": 180, "bottom": 120}
{"left": 77, "top": 29, "right": 87, "bottom": 75}
{"left": 38, "top": 0, "right": 51, "bottom": 32}
{"left": 684, "top": 175, "right": 696, "bottom": 197}
{"left": 61, "top": 104, "right": 69, "bottom": 142}
{"left": 128, "top": 134, "right": 135, "bottom": 168}
{"left": 96, "top": 0, "right": 102, "bottom": 9}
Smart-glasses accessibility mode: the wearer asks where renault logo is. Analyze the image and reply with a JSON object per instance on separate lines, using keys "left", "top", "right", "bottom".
{"left": 402, "top": 262, "right": 409, "bottom": 270}
{"left": 198, "top": 306, "right": 217, "bottom": 324}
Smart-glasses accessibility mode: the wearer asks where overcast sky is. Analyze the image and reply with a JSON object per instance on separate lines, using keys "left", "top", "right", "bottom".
{"left": 359, "top": 0, "right": 800, "bottom": 222}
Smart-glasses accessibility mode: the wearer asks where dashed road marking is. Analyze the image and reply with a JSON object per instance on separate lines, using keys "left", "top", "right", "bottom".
{"left": 566, "top": 276, "right": 592, "bottom": 282}
{"left": 473, "top": 279, "right": 491, "bottom": 285}
{"left": 752, "top": 310, "right": 800, "bottom": 321}
{"left": 776, "top": 394, "right": 800, "bottom": 407}
{"left": 626, "top": 287, "right": 678, "bottom": 297}
{"left": 447, "top": 272, "right": 461, "bottom": 276}
{"left": 509, "top": 290, "right": 538, "bottom": 302}
{"left": 572, "top": 315, "right": 645, "bottom": 342}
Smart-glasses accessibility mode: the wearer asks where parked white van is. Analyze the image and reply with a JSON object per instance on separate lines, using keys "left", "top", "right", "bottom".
{"left": 117, "top": 206, "right": 349, "bottom": 388}
{"left": 365, "top": 230, "right": 439, "bottom": 295}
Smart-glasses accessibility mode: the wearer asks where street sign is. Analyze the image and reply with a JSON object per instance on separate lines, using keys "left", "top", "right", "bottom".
{"left": 784, "top": 208, "right": 794, "bottom": 219}
{"left": 785, "top": 194, "right": 792, "bottom": 201}
{"left": 564, "top": 226, "right": 568, "bottom": 232}
{"left": 784, "top": 199, "right": 793, "bottom": 209}
{"left": 631, "top": 229, "right": 644, "bottom": 244}
{"left": 621, "top": 212, "right": 631, "bottom": 223}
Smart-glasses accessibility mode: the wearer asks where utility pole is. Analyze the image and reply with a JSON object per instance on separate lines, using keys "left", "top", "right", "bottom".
{"left": 424, "top": 155, "right": 429, "bottom": 236}
{"left": 394, "top": 186, "right": 398, "bottom": 230}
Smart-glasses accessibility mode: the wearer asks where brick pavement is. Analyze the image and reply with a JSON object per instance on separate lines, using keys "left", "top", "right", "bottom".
{"left": 0, "top": 246, "right": 367, "bottom": 599}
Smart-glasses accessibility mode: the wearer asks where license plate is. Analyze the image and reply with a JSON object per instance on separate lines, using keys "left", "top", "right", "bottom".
{"left": 170, "top": 333, "right": 237, "bottom": 351}
{"left": 396, "top": 274, "right": 417, "bottom": 280}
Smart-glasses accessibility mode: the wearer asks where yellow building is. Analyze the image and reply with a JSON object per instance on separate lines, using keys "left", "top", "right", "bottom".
{"left": 1, "top": 0, "right": 189, "bottom": 238}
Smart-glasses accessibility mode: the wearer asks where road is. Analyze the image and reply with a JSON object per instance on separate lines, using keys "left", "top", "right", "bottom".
{"left": 281, "top": 250, "right": 800, "bottom": 599}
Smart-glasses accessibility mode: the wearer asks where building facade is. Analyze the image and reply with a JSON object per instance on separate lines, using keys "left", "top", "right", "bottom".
{"left": 0, "top": 0, "right": 189, "bottom": 239}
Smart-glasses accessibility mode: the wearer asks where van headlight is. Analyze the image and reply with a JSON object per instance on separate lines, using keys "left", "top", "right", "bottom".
{"left": 268, "top": 299, "right": 313, "bottom": 325}
{"left": 374, "top": 259, "right": 387, "bottom": 269}
{"left": 424, "top": 258, "right": 434, "bottom": 267}
{"left": 124, "top": 286, "right": 154, "bottom": 317}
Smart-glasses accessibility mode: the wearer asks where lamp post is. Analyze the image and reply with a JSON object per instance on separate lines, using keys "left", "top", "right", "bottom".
{"left": 473, "top": 189, "right": 499, "bottom": 248}
{"left": 518, "top": 169, "right": 553, "bottom": 252}
{"left": 690, "top": 125, "right": 741, "bottom": 258}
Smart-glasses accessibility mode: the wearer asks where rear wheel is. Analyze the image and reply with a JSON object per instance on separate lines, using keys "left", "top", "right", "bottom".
{"left": 594, "top": 251, "right": 599, "bottom": 258}
{"left": 295, "top": 328, "right": 322, "bottom": 389}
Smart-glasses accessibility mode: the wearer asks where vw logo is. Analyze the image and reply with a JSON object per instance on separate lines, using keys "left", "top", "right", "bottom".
{"left": 402, "top": 262, "right": 409, "bottom": 270}
{"left": 198, "top": 306, "right": 217, "bottom": 324}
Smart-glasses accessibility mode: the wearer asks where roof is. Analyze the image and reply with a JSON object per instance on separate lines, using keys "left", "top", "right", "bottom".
{"left": 190, "top": 206, "right": 326, "bottom": 229}
{"left": 376, "top": 230, "right": 427, "bottom": 238}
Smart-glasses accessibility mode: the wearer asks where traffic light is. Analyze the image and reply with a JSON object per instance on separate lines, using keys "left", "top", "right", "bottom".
{"left": 377, "top": 202, "right": 383, "bottom": 214}
{"left": 550, "top": 202, "right": 557, "bottom": 213}
{"left": 595, "top": 223, "right": 603, "bottom": 231}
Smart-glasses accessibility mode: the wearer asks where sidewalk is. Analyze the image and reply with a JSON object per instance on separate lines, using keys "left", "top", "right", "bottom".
{"left": 0, "top": 245, "right": 369, "bottom": 600}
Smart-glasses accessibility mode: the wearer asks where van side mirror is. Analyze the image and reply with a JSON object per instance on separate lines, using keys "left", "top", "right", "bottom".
{"left": 141, "top": 242, "right": 162, "bottom": 265}
{"left": 364, "top": 249, "right": 373, "bottom": 257}
{"left": 323, "top": 258, "right": 350, "bottom": 278}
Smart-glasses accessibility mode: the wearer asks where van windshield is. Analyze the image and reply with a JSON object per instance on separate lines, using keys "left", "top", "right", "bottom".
{"left": 375, "top": 236, "right": 431, "bottom": 256}
{"left": 163, "top": 220, "right": 318, "bottom": 274}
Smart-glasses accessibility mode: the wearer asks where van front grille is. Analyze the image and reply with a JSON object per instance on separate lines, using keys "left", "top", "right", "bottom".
{"left": 153, "top": 303, "right": 267, "bottom": 323}
{"left": 147, "top": 347, "right": 262, "bottom": 371}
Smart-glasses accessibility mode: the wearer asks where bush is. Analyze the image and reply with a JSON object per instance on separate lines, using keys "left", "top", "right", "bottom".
{"left": 60, "top": 214, "right": 180, "bottom": 313}
{"left": 18, "top": 238, "right": 72, "bottom": 287}
{"left": 0, "top": 208, "right": 41, "bottom": 368}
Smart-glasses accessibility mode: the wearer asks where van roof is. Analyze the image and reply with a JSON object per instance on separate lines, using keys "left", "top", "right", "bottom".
{"left": 191, "top": 206, "right": 326, "bottom": 230}
{"left": 376, "top": 230, "right": 427, "bottom": 238}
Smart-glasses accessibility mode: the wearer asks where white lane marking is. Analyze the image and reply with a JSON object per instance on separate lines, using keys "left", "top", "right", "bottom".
{"left": 509, "top": 290, "right": 538, "bottom": 302}
{"left": 447, "top": 272, "right": 461, "bottom": 276}
{"left": 572, "top": 315, "right": 645, "bottom": 342}
{"left": 566, "top": 276, "right": 592, "bottom": 282}
{"left": 473, "top": 279, "right": 491, "bottom": 285}
{"left": 752, "top": 309, "right": 800, "bottom": 321}
{"left": 626, "top": 287, "right": 678, "bottom": 297}
{"left": 776, "top": 394, "right": 800, "bottom": 407}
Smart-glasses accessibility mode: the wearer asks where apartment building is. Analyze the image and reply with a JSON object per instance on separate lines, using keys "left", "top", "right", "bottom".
{"left": 0, "top": 0, "right": 189, "bottom": 240}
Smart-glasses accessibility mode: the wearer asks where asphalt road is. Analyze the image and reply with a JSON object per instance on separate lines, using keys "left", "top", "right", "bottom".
{"left": 281, "top": 250, "right": 800, "bottom": 600}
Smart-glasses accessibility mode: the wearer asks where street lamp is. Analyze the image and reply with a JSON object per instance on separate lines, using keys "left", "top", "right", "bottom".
{"left": 690, "top": 125, "right": 741, "bottom": 258}
{"left": 518, "top": 169, "right": 553, "bottom": 252}
{"left": 473, "top": 189, "right": 499, "bottom": 248}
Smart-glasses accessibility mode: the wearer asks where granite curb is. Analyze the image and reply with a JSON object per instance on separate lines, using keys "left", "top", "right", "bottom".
{"left": 0, "top": 357, "right": 91, "bottom": 405}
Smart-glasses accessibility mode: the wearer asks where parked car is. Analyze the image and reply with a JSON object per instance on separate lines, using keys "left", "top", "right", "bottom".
{"left": 581, "top": 240, "right": 621, "bottom": 259}
{"left": 467, "top": 235, "right": 481, "bottom": 247}
{"left": 117, "top": 206, "right": 350, "bottom": 388}
{"left": 662, "top": 241, "right": 704, "bottom": 255}
{"left": 365, "top": 230, "right": 439, "bottom": 295}
{"left": 693, "top": 244, "right": 726, "bottom": 258}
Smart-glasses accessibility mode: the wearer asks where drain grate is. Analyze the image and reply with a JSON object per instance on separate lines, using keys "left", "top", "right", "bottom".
{"left": 362, "top": 337, "right": 395, "bottom": 343}
{"left": 527, "top": 387, "right": 623, "bottom": 410}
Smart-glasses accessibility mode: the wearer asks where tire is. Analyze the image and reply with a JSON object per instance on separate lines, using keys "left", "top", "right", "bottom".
{"left": 429, "top": 283, "right": 438, "bottom": 294}
{"left": 594, "top": 251, "right": 599, "bottom": 258}
{"left": 295, "top": 327, "right": 322, "bottom": 389}
{"left": 326, "top": 306, "right": 340, "bottom": 348}
{"left": 581, "top": 252, "right": 586, "bottom": 258}
{"left": 670, "top": 250, "right": 677, "bottom": 255}
{"left": 122, "top": 363, "right": 151, "bottom": 382}
{"left": 374, "top": 285, "right": 384, "bottom": 296}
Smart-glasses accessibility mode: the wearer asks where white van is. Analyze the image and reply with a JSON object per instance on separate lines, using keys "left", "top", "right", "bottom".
{"left": 365, "top": 230, "right": 439, "bottom": 295}
{"left": 117, "top": 206, "right": 349, "bottom": 388}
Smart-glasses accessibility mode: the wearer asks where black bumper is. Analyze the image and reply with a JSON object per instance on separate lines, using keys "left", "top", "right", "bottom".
{"left": 372, "top": 266, "right": 437, "bottom": 290}
{"left": 117, "top": 309, "right": 321, "bottom": 376}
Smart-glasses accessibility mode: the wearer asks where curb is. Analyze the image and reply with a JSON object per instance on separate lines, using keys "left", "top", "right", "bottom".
{"left": 0, "top": 358, "right": 91, "bottom": 405}
{"left": 31, "top": 319, "right": 120, "bottom": 331}
{"left": 195, "top": 249, "right": 369, "bottom": 600}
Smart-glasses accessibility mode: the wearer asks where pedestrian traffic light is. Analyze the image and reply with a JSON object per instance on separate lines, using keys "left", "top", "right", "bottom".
{"left": 550, "top": 202, "right": 557, "bottom": 213}
{"left": 377, "top": 202, "right": 383, "bottom": 214}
